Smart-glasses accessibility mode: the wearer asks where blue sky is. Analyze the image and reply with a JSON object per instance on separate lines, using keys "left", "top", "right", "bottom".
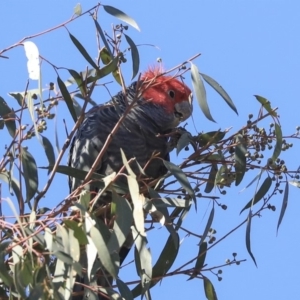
{"left": 1, "top": 1, "right": 300, "bottom": 299}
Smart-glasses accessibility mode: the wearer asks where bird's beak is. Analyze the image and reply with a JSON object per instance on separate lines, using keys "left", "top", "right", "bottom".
{"left": 174, "top": 93, "right": 193, "bottom": 122}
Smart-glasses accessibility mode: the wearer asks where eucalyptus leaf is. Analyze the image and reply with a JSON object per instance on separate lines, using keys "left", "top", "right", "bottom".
{"left": 189, "top": 241, "right": 207, "bottom": 280}
{"left": 201, "top": 72, "right": 238, "bottom": 115}
{"left": 197, "top": 131, "right": 225, "bottom": 147}
{"left": 235, "top": 134, "right": 247, "bottom": 186}
{"left": 0, "top": 96, "right": 16, "bottom": 137}
{"left": 110, "top": 191, "right": 133, "bottom": 252}
{"left": 103, "top": 5, "right": 140, "bottom": 31}
{"left": 94, "top": 20, "right": 113, "bottom": 57}
{"left": 69, "top": 33, "right": 99, "bottom": 69}
{"left": 199, "top": 204, "right": 214, "bottom": 245}
{"left": 190, "top": 63, "right": 215, "bottom": 122}
{"left": 204, "top": 164, "right": 218, "bottom": 193}
{"left": 277, "top": 181, "right": 289, "bottom": 234}
{"left": 203, "top": 276, "right": 218, "bottom": 300}
{"left": 132, "top": 232, "right": 179, "bottom": 297}
{"left": 117, "top": 278, "right": 133, "bottom": 300}
{"left": 272, "top": 123, "right": 282, "bottom": 161}
{"left": 177, "top": 132, "right": 192, "bottom": 155}
{"left": 21, "top": 147, "right": 38, "bottom": 202}
{"left": 254, "top": 95, "right": 277, "bottom": 117}
{"left": 90, "top": 226, "right": 117, "bottom": 278}
{"left": 246, "top": 211, "right": 257, "bottom": 267}
{"left": 240, "top": 176, "right": 272, "bottom": 214}
{"left": 41, "top": 135, "right": 55, "bottom": 174}
{"left": 57, "top": 76, "right": 77, "bottom": 122}
{"left": 9, "top": 92, "right": 23, "bottom": 106}
{"left": 124, "top": 34, "right": 140, "bottom": 79}
{"left": 163, "top": 160, "right": 195, "bottom": 204}
{"left": 132, "top": 226, "right": 152, "bottom": 295}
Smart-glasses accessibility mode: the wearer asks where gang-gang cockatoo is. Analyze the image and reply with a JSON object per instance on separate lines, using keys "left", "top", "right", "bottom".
{"left": 69, "top": 68, "right": 193, "bottom": 299}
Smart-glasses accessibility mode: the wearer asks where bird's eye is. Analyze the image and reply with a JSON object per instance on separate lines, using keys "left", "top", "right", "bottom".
{"left": 168, "top": 90, "right": 175, "bottom": 99}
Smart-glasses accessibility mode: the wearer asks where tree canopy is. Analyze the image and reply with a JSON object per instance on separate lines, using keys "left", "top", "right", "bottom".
{"left": 0, "top": 3, "right": 299, "bottom": 300}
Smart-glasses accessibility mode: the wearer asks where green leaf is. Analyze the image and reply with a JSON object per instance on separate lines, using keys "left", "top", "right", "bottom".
{"left": 196, "top": 241, "right": 207, "bottom": 270}
{"left": 148, "top": 188, "right": 178, "bottom": 244}
{"left": 63, "top": 219, "right": 89, "bottom": 245}
{"left": 0, "top": 172, "right": 23, "bottom": 202}
{"left": 57, "top": 76, "right": 77, "bottom": 122}
{"left": 99, "top": 47, "right": 112, "bottom": 65}
{"left": 121, "top": 148, "right": 136, "bottom": 178}
{"left": 189, "top": 241, "right": 207, "bottom": 280}
{"left": 246, "top": 211, "right": 257, "bottom": 267}
{"left": 215, "top": 164, "right": 229, "bottom": 186}
{"left": 90, "top": 225, "right": 117, "bottom": 278}
{"left": 176, "top": 132, "right": 192, "bottom": 155}
{"left": 124, "top": 34, "right": 140, "bottom": 79}
{"left": 47, "top": 164, "right": 103, "bottom": 181}
{"left": 277, "top": 181, "right": 289, "bottom": 235}
{"left": 254, "top": 95, "right": 277, "bottom": 117}
{"left": 103, "top": 5, "right": 140, "bottom": 31}
{"left": 132, "top": 227, "right": 152, "bottom": 295}
{"left": 15, "top": 258, "right": 33, "bottom": 290}
{"left": 203, "top": 276, "right": 218, "bottom": 300}
{"left": 0, "top": 96, "right": 16, "bottom": 137}
{"left": 13, "top": 262, "right": 27, "bottom": 299}
{"left": 85, "top": 56, "right": 119, "bottom": 84}
{"left": 132, "top": 232, "right": 179, "bottom": 297}
{"left": 204, "top": 164, "right": 218, "bottom": 193}
{"left": 110, "top": 191, "right": 133, "bottom": 251}
{"left": 41, "top": 135, "right": 55, "bottom": 174}
{"left": 9, "top": 92, "right": 24, "bottom": 106}
{"left": 73, "top": 3, "right": 82, "bottom": 15}
{"left": 163, "top": 160, "right": 195, "bottom": 203}
{"left": 21, "top": 147, "right": 38, "bottom": 202}
{"left": 44, "top": 228, "right": 53, "bottom": 251}
{"left": 69, "top": 33, "right": 98, "bottom": 69}
{"left": 94, "top": 19, "right": 113, "bottom": 57}
{"left": 27, "top": 92, "right": 41, "bottom": 142}
{"left": 201, "top": 72, "right": 238, "bottom": 115}
{"left": 240, "top": 176, "right": 272, "bottom": 214}
{"left": 128, "top": 176, "right": 144, "bottom": 236}
{"left": 68, "top": 228, "right": 80, "bottom": 265}
{"left": 199, "top": 204, "right": 214, "bottom": 245}
{"left": 197, "top": 131, "right": 225, "bottom": 147}
{"left": 235, "top": 134, "right": 247, "bottom": 186}
{"left": 117, "top": 278, "right": 133, "bottom": 300}
{"left": 190, "top": 63, "right": 215, "bottom": 122}
{"left": 54, "top": 250, "right": 73, "bottom": 265}
{"left": 67, "top": 69, "right": 84, "bottom": 91}
{"left": 272, "top": 123, "right": 282, "bottom": 161}
{"left": 54, "top": 109, "right": 60, "bottom": 154}
{"left": 0, "top": 247, "right": 13, "bottom": 286}
{"left": 112, "top": 69, "right": 122, "bottom": 85}
{"left": 152, "top": 197, "right": 191, "bottom": 208}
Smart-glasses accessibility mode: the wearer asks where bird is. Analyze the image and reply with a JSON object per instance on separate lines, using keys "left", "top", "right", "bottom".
{"left": 68, "top": 67, "right": 193, "bottom": 299}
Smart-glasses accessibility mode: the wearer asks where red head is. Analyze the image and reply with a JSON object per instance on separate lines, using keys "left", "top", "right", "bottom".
{"left": 141, "top": 68, "right": 192, "bottom": 113}
{"left": 140, "top": 68, "right": 193, "bottom": 126}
